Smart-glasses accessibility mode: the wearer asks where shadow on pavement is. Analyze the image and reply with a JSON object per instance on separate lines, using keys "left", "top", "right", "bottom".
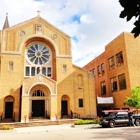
{"left": 87, "top": 126, "right": 140, "bottom": 140}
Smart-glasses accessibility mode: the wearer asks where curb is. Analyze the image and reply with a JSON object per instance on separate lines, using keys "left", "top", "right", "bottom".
{"left": 72, "top": 124, "right": 101, "bottom": 129}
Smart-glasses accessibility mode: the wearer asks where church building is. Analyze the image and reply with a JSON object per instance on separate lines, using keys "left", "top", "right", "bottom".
{"left": 0, "top": 12, "right": 97, "bottom": 122}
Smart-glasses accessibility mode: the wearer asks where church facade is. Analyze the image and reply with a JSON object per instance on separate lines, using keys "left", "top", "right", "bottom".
{"left": 0, "top": 13, "right": 97, "bottom": 122}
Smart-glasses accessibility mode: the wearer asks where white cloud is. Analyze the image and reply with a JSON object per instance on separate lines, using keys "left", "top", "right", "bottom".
{"left": 0, "top": 0, "right": 135, "bottom": 67}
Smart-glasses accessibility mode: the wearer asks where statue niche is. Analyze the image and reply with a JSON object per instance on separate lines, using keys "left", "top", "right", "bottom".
{"left": 36, "top": 23, "right": 42, "bottom": 34}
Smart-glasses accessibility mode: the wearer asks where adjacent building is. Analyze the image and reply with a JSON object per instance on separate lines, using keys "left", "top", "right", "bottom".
{"left": 84, "top": 32, "right": 140, "bottom": 116}
{"left": 0, "top": 13, "right": 97, "bottom": 122}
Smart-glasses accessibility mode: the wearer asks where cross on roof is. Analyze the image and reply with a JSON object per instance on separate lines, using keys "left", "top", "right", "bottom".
{"left": 37, "top": 10, "right": 41, "bottom": 16}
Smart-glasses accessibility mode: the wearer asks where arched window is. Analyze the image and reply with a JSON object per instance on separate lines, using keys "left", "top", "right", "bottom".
{"left": 27, "top": 42, "right": 51, "bottom": 65}
{"left": 32, "top": 90, "right": 45, "bottom": 96}
{"left": 25, "top": 41, "right": 52, "bottom": 77}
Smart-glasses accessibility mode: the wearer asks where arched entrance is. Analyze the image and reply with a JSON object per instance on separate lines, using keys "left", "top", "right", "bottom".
{"left": 4, "top": 96, "right": 14, "bottom": 119}
{"left": 32, "top": 90, "right": 45, "bottom": 117}
{"left": 29, "top": 85, "right": 50, "bottom": 118}
{"left": 61, "top": 95, "right": 70, "bottom": 117}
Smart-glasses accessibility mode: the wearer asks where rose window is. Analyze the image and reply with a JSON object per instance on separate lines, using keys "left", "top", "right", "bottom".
{"left": 27, "top": 42, "right": 51, "bottom": 65}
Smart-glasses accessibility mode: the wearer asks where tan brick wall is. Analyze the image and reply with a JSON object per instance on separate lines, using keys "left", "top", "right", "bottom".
{"left": 0, "top": 54, "right": 22, "bottom": 120}
{"left": 0, "top": 16, "right": 96, "bottom": 121}
{"left": 124, "top": 33, "right": 140, "bottom": 88}
{"left": 84, "top": 32, "right": 140, "bottom": 110}
{"left": 21, "top": 97, "right": 29, "bottom": 122}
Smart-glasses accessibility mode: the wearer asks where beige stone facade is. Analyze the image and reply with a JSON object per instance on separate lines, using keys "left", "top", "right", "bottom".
{"left": 0, "top": 15, "right": 97, "bottom": 122}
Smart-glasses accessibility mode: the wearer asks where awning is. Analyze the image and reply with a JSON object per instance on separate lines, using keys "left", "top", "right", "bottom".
{"left": 97, "top": 96, "right": 114, "bottom": 104}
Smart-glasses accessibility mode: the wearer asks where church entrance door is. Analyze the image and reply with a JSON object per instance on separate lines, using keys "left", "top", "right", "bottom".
{"left": 32, "top": 100, "right": 45, "bottom": 117}
{"left": 61, "top": 100, "right": 68, "bottom": 115}
{"left": 5, "top": 102, "right": 13, "bottom": 118}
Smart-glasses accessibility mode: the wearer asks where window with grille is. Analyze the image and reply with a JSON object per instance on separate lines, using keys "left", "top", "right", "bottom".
{"left": 32, "top": 90, "right": 45, "bottom": 96}
{"left": 118, "top": 74, "right": 126, "bottom": 90}
{"left": 116, "top": 51, "right": 124, "bottom": 67}
{"left": 92, "top": 68, "right": 95, "bottom": 76}
{"left": 108, "top": 56, "right": 115, "bottom": 70}
{"left": 110, "top": 77, "right": 117, "bottom": 92}
{"left": 101, "top": 81, "right": 106, "bottom": 95}
{"left": 101, "top": 63, "right": 105, "bottom": 75}
{"left": 97, "top": 65, "right": 101, "bottom": 76}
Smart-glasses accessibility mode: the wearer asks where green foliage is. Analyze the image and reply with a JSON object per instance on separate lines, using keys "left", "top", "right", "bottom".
{"left": 119, "top": 0, "right": 140, "bottom": 38}
{"left": 74, "top": 118, "right": 100, "bottom": 125}
{"left": 0, "top": 125, "right": 14, "bottom": 130}
{"left": 125, "top": 86, "right": 140, "bottom": 108}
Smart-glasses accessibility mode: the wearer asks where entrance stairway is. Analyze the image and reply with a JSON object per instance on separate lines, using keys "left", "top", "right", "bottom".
{"left": 0, "top": 118, "right": 78, "bottom": 128}
{"left": 29, "top": 117, "right": 49, "bottom": 122}
{"left": 61, "top": 115, "right": 71, "bottom": 119}
{"left": 1, "top": 118, "right": 14, "bottom": 123}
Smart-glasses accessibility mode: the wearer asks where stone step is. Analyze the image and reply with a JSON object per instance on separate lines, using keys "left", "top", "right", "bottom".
{"left": 61, "top": 115, "right": 71, "bottom": 119}
{"left": 0, "top": 119, "right": 78, "bottom": 128}
{"left": 2, "top": 118, "right": 14, "bottom": 122}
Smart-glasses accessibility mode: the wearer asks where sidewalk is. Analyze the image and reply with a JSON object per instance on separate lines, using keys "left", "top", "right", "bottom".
{"left": 15, "top": 124, "right": 74, "bottom": 133}
{"left": 0, "top": 124, "right": 101, "bottom": 134}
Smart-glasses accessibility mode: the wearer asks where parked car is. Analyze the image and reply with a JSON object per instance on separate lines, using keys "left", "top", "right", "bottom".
{"left": 100, "top": 111, "right": 140, "bottom": 128}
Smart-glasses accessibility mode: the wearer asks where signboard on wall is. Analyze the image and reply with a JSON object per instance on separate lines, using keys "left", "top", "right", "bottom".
{"left": 97, "top": 96, "right": 114, "bottom": 104}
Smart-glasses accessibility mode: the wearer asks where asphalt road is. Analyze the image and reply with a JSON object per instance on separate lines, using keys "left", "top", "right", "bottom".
{"left": 0, "top": 124, "right": 140, "bottom": 140}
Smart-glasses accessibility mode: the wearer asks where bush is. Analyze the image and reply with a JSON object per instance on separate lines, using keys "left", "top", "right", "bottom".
{"left": 74, "top": 118, "right": 100, "bottom": 125}
{"left": 0, "top": 125, "right": 14, "bottom": 130}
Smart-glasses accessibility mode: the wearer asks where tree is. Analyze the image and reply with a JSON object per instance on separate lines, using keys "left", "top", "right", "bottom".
{"left": 125, "top": 86, "right": 140, "bottom": 108}
{"left": 119, "top": 0, "right": 140, "bottom": 38}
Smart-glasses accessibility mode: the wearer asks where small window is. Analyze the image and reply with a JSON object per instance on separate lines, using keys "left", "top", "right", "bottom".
{"left": 101, "top": 81, "right": 106, "bottom": 95}
{"left": 110, "top": 77, "right": 117, "bottom": 92}
{"left": 9, "top": 61, "right": 13, "bottom": 71}
{"left": 31, "top": 67, "right": 35, "bottom": 76}
{"left": 116, "top": 51, "right": 124, "bottom": 67}
{"left": 108, "top": 56, "right": 115, "bottom": 70}
{"left": 47, "top": 67, "right": 51, "bottom": 77}
{"left": 37, "top": 67, "right": 40, "bottom": 74}
{"left": 92, "top": 68, "right": 95, "bottom": 76}
{"left": 25, "top": 67, "right": 30, "bottom": 76}
{"left": 63, "top": 64, "right": 67, "bottom": 72}
{"left": 79, "top": 99, "right": 83, "bottom": 108}
{"left": 42, "top": 67, "right": 46, "bottom": 76}
{"left": 118, "top": 74, "right": 127, "bottom": 90}
{"left": 97, "top": 65, "right": 101, "bottom": 76}
{"left": 101, "top": 63, "right": 105, "bottom": 75}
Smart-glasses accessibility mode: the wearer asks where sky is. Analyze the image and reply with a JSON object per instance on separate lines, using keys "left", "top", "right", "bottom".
{"left": 0, "top": 0, "right": 135, "bottom": 67}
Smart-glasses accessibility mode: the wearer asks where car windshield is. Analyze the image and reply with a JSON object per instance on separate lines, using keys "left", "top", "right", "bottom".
{"left": 109, "top": 112, "right": 117, "bottom": 117}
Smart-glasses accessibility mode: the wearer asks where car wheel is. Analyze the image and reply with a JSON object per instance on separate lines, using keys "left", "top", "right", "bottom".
{"left": 135, "top": 119, "right": 140, "bottom": 126}
{"left": 109, "top": 120, "right": 115, "bottom": 128}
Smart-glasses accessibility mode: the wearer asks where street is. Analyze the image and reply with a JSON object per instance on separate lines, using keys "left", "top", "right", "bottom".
{"left": 0, "top": 125, "right": 140, "bottom": 140}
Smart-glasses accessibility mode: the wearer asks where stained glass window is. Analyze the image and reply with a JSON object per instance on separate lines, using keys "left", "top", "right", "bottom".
{"left": 27, "top": 42, "right": 51, "bottom": 65}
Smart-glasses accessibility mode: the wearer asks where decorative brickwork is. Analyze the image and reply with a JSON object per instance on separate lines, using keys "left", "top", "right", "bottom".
{"left": 6, "top": 31, "right": 15, "bottom": 51}
{"left": 0, "top": 15, "right": 96, "bottom": 122}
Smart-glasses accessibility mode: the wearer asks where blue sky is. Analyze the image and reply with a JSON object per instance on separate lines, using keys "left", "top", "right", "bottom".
{"left": 0, "top": 0, "right": 135, "bottom": 67}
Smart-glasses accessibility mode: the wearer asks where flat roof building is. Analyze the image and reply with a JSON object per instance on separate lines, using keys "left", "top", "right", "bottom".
{"left": 84, "top": 32, "right": 140, "bottom": 116}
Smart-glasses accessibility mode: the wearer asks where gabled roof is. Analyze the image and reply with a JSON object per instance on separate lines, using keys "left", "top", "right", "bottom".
{"left": 3, "top": 14, "right": 70, "bottom": 38}
{"left": 3, "top": 13, "right": 9, "bottom": 29}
